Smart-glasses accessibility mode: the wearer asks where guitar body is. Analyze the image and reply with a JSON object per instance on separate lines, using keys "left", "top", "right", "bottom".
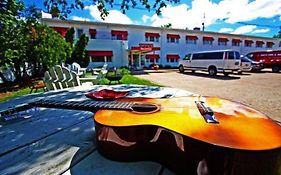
{"left": 94, "top": 96, "right": 281, "bottom": 175}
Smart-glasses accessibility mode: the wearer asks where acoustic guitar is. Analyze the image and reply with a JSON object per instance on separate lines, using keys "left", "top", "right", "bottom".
{"left": 1, "top": 96, "right": 281, "bottom": 175}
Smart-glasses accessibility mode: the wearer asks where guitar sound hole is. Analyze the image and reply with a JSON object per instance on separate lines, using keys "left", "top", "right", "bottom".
{"left": 131, "top": 103, "right": 159, "bottom": 113}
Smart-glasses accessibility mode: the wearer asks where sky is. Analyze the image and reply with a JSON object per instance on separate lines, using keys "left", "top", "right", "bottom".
{"left": 24, "top": 0, "right": 281, "bottom": 38}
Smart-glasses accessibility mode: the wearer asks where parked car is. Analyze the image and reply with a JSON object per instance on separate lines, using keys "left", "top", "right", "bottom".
{"left": 238, "top": 56, "right": 263, "bottom": 74}
{"left": 246, "top": 50, "right": 281, "bottom": 72}
{"left": 178, "top": 50, "right": 241, "bottom": 76}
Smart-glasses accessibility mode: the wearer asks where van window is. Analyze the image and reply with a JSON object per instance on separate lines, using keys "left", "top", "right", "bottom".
{"left": 183, "top": 54, "right": 191, "bottom": 60}
{"left": 228, "top": 52, "right": 235, "bottom": 59}
{"left": 193, "top": 52, "right": 223, "bottom": 60}
{"left": 235, "top": 52, "right": 240, "bottom": 59}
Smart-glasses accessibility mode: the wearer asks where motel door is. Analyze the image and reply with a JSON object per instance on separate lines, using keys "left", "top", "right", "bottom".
{"left": 132, "top": 54, "right": 141, "bottom": 69}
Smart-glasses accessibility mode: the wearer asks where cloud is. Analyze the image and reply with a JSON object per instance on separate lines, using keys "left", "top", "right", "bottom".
{"left": 142, "top": 15, "right": 150, "bottom": 23}
{"left": 219, "top": 28, "right": 234, "bottom": 33}
{"left": 231, "top": 25, "right": 257, "bottom": 34}
{"left": 252, "top": 28, "right": 270, "bottom": 33}
{"left": 41, "top": 11, "right": 52, "bottom": 18}
{"left": 71, "top": 16, "right": 90, "bottom": 21}
{"left": 85, "top": 5, "right": 133, "bottom": 24}
{"left": 144, "top": 0, "right": 281, "bottom": 29}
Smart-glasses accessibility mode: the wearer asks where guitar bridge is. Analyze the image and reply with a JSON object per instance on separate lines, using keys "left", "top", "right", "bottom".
{"left": 195, "top": 101, "right": 219, "bottom": 124}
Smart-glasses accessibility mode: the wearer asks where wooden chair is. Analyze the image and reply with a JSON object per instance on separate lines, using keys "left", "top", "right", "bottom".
{"left": 23, "top": 75, "right": 46, "bottom": 94}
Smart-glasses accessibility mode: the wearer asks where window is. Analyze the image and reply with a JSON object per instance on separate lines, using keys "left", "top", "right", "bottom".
{"left": 218, "top": 41, "right": 227, "bottom": 46}
{"left": 218, "top": 38, "right": 228, "bottom": 46}
{"left": 183, "top": 54, "right": 191, "bottom": 60}
{"left": 192, "top": 52, "right": 223, "bottom": 60}
{"left": 91, "top": 56, "right": 112, "bottom": 62}
{"left": 256, "top": 41, "right": 264, "bottom": 48}
{"left": 245, "top": 40, "right": 253, "bottom": 47}
{"left": 203, "top": 37, "right": 214, "bottom": 45}
{"left": 166, "top": 54, "right": 179, "bottom": 62}
{"left": 203, "top": 40, "right": 213, "bottom": 45}
{"left": 232, "top": 39, "right": 241, "bottom": 46}
{"left": 186, "top": 36, "right": 198, "bottom": 45}
{"left": 111, "top": 30, "right": 128, "bottom": 40}
{"left": 145, "top": 32, "right": 160, "bottom": 42}
{"left": 235, "top": 51, "right": 240, "bottom": 59}
{"left": 146, "top": 58, "right": 159, "bottom": 63}
{"left": 266, "top": 42, "right": 274, "bottom": 48}
{"left": 145, "top": 36, "right": 159, "bottom": 42}
{"left": 167, "top": 34, "right": 180, "bottom": 43}
{"left": 228, "top": 52, "right": 235, "bottom": 59}
{"left": 77, "top": 29, "right": 83, "bottom": 38}
{"left": 89, "top": 29, "right": 96, "bottom": 39}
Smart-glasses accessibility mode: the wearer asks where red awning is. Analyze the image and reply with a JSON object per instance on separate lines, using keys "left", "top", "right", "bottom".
{"left": 203, "top": 36, "right": 214, "bottom": 41}
{"left": 245, "top": 40, "right": 254, "bottom": 44}
{"left": 51, "top": 27, "right": 69, "bottom": 37}
{"left": 167, "top": 34, "right": 180, "bottom": 39}
{"left": 232, "top": 39, "right": 242, "bottom": 43}
{"left": 256, "top": 41, "right": 265, "bottom": 44}
{"left": 267, "top": 42, "right": 274, "bottom": 45}
{"left": 186, "top": 35, "right": 198, "bottom": 40}
{"left": 111, "top": 30, "right": 128, "bottom": 36}
{"left": 145, "top": 54, "right": 160, "bottom": 59}
{"left": 166, "top": 54, "right": 180, "bottom": 59}
{"left": 145, "top": 32, "right": 160, "bottom": 37}
{"left": 218, "top": 38, "right": 229, "bottom": 42}
{"left": 87, "top": 51, "right": 113, "bottom": 57}
{"left": 89, "top": 29, "right": 96, "bottom": 34}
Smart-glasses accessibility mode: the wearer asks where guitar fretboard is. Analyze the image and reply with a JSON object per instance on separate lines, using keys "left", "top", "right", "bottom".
{"left": 31, "top": 99, "right": 134, "bottom": 112}
{"left": 0, "top": 99, "right": 134, "bottom": 117}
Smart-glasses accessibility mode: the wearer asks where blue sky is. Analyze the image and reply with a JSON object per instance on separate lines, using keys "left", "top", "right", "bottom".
{"left": 24, "top": 0, "right": 281, "bottom": 38}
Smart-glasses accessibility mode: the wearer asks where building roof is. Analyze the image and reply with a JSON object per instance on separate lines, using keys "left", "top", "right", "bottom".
{"left": 41, "top": 18, "right": 280, "bottom": 41}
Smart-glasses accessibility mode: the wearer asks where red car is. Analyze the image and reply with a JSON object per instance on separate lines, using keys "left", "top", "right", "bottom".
{"left": 246, "top": 50, "right": 281, "bottom": 72}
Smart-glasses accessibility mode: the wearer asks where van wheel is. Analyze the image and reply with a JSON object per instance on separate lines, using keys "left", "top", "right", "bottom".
{"left": 272, "top": 65, "right": 280, "bottom": 73}
{"left": 179, "top": 65, "right": 184, "bottom": 73}
{"left": 208, "top": 67, "right": 217, "bottom": 76}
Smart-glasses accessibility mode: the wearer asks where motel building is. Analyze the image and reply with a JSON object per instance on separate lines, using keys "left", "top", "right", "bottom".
{"left": 42, "top": 18, "right": 281, "bottom": 70}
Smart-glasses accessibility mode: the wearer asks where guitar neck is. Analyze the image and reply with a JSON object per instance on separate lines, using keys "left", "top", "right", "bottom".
{"left": 0, "top": 99, "right": 134, "bottom": 117}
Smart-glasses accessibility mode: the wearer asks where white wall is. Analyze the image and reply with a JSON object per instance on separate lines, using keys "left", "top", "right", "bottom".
{"left": 43, "top": 19, "right": 281, "bottom": 68}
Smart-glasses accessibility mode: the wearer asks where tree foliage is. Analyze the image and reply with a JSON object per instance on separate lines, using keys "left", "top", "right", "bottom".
{"left": 0, "top": 0, "right": 72, "bottom": 83}
{"left": 273, "top": 33, "right": 281, "bottom": 38}
{"left": 43, "top": 0, "right": 180, "bottom": 19}
{"left": 65, "top": 27, "right": 75, "bottom": 48}
{"left": 70, "top": 34, "right": 89, "bottom": 67}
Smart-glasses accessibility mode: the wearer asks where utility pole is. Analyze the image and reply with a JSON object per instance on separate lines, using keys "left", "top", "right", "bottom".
{"left": 202, "top": 13, "right": 205, "bottom": 31}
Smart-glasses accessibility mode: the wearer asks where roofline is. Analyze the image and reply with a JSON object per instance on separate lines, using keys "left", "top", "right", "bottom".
{"left": 191, "top": 49, "right": 238, "bottom": 54}
{"left": 41, "top": 18, "right": 280, "bottom": 41}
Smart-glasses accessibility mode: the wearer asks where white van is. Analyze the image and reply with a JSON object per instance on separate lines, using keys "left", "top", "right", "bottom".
{"left": 178, "top": 50, "right": 241, "bottom": 76}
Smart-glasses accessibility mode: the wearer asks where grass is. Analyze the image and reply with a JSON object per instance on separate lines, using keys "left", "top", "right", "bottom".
{"left": 0, "top": 88, "right": 45, "bottom": 103}
{"left": 0, "top": 74, "right": 161, "bottom": 103}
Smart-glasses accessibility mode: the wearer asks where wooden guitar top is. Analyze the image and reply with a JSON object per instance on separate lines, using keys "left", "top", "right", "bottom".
{"left": 94, "top": 96, "right": 281, "bottom": 151}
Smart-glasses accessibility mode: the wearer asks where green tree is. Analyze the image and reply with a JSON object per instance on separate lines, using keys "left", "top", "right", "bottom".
{"left": 0, "top": 0, "right": 72, "bottom": 83}
{"left": 25, "top": 21, "right": 72, "bottom": 76}
{"left": 273, "top": 33, "right": 281, "bottom": 38}
{"left": 71, "top": 34, "right": 89, "bottom": 67}
{"left": 65, "top": 27, "right": 75, "bottom": 48}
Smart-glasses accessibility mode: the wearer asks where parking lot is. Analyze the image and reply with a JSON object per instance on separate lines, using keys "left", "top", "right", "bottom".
{"left": 136, "top": 69, "right": 281, "bottom": 122}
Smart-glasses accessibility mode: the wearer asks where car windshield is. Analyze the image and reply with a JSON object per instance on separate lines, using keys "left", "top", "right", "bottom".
{"left": 242, "top": 56, "right": 255, "bottom": 62}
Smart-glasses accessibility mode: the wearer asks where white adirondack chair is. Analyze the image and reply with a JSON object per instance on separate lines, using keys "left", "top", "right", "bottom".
{"left": 54, "top": 65, "right": 67, "bottom": 88}
{"left": 71, "top": 62, "right": 84, "bottom": 77}
{"left": 43, "top": 71, "right": 56, "bottom": 91}
{"left": 49, "top": 67, "right": 62, "bottom": 90}
{"left": 62, "top": 66, "right": 74, "bottom": 88}
{"left": 70, "top": 71, "right": 81, "bottom": 86}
